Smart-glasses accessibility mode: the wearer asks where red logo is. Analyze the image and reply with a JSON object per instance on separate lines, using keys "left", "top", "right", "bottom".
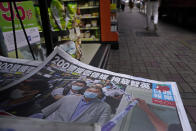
{"left": 156, "top": 85, "right": 170, "bottom": 92}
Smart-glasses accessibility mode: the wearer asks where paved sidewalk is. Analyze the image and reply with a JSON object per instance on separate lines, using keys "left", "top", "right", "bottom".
{"left": 106, "top": 7, "right": 196, "bottom": 129}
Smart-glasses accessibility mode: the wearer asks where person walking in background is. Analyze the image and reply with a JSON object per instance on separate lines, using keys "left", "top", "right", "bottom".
{"left": 145, "top": 0, "right": 160, "bottom": 31}
{"left": 120, "top": 0, "right": 126, "bottom": 11}
{"left": 129, "top": 0, "right": 134, "bottom": 10}
{"left": 117, "top": 0, "right": 121, "bottom": 10}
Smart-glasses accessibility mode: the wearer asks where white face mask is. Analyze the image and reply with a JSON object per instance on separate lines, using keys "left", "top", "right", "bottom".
{"left": 84, "top": 91, "right": 98, "bottom": 99}
{"left": 71, "top": 85, "right": 83, "bottom": 91}
{"left": 86, "top": 79, "right": 93, "bottom": 83}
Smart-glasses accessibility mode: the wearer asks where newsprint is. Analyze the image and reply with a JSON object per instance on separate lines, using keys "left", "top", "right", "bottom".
{"left": 0, "top": 47, "right": 192, "bottom": 131}
{"left": 0, "top": 56, "right": 41, "bottom": 88}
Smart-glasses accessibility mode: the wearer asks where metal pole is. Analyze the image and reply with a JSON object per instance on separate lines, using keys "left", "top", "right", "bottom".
{"left": 13, "top": 1, "right": 36, "bottom": 60}
{"left": 38, "top": 0, "right": 54, "bottom": 56}
{"left": 9, "top": 2, "right": 18, "bottom": 58}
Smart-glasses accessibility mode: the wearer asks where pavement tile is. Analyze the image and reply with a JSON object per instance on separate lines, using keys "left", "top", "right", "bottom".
{"left": 186, "top": 111, "right": 195, "bottom": 123}
{"left": 180, "top": 73, "right": 195, "bottom": 83}
{"left": 190, "top": 124, "right": 196, "bottom": 131}
{"left": 119, "top": 60, "right": 130, "bottom": 65}
{"left": 147, "top": 72, "right": 159, "bottom": 80}
{"left": 182, "top": 93, "right": 196, "bottom": 99}
{"left": 188, "top": 63, "right": 196, "bottom": 72}
{"left": 161, "top": 63, "right": 173, "bottom": 68}
{"left": 132, "top": 67, "right": 141, "bottom": 73}
{"left": 154, "top": 57, "right": 168, "bottom": 62}
{"left": 119, "top": 70, "right": 129, "bottom": 74}
{"left": 107, "top": 8, "right": 196, "bottom": 128}
{"left": 168, "top": 73, "right": 185, "bottom": 82}
{"left": 160, "top": 67, "right": 170, "bottom": 73}
{"left": 147, "top": 67, "right": 161, "bottom": 72}
{"left": 185, "top": 106, "right": 196, "bottom": 123}
{"left": 189, "top": 83, "right": 196, "bottom": 92}
{"left": 133, "top": 72, "right": 150, "bottom": 78}
{"left": 156, "top": 74, "right": 168, "bottom": 81}
{"left": 142, "top": 57, "right": 155, "bottom": 62}
{"left": 168, "top": 68, "right": 178, "bottom": 73}
{"left": 140, "top": 67, "right": 148, "bottom": 73}
{"left": 183, "top": 99, "right": 196, "bottom": 106}
{"left": 176, "top": 84, "right": 184, "bottom": 93}
{"left": 180, "top": 83, "right": 194, "bottom": 93}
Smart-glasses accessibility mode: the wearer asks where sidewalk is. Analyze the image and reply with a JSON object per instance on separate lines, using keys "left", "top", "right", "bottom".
{"left": 106, "top": 6, "right": 196, "bottom": 129}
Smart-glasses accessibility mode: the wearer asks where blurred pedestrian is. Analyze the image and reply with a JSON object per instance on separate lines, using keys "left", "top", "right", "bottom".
{"left": 145, "top": 0, "right": 160, "bottom": 31}
{"left": 129, "top": 0, "right": 134, "bottom": 10}
{"left": 120, "top": 0, "right": 126, "bottom": 11}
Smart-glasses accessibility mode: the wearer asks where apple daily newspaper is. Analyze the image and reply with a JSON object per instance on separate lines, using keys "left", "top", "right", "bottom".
{"left": 0, "top": 56, "right": 41, "bottom": 88}
{"left": 0, "top": 47, "right": 192, "bottom": 131}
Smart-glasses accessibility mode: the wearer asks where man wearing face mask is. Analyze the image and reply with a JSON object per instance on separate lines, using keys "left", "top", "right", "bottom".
{"left": 51, "top": 80, "right": 87, "bottom": 100}
{"left": 41, "top": 86, "right": 111, "bottom": 126}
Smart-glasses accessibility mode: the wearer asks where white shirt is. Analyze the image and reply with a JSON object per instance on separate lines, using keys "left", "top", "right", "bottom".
{"left": 51, "top": 88, "right": 76, "bottom": 96}
{"left": 102, "top": 87, "right": 123, "bottom": 97}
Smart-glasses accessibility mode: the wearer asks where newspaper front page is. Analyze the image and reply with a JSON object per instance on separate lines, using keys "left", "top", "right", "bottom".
{"left": 0, "top": 47, "right": 192, "bottom": 131}
{"left": 0, "top": 56, "right": 41, "bottom": 89}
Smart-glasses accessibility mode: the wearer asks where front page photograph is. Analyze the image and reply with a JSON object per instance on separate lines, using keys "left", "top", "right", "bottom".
{"left": 0, "top": 47, "right": 192, "bottom": 131}
{"left": 0, "top": 56, "right": 41, "bottom": 89}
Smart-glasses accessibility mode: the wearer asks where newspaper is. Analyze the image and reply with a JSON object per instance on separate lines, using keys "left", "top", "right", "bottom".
{"left": 0, "top": 116, "right": 100, "bottom": 131}
{"left": 0, "top": 47, "right": 192, "bottom": 131}
{"left": 0, "top": 56, "right": 41, "bottom": 89}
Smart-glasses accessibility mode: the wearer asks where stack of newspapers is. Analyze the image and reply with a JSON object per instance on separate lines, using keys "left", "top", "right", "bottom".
{"left": 0, "top": 47, "right": 192, "bottom": 131}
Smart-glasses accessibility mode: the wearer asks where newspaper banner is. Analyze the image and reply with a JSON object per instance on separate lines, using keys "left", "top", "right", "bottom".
{"left": 152, "top": 84, "right": 176, "bottom": 107}
{"left": 0, "top": 47, "right": 192, "bottom": 131}
{"left": 0, "top": 56, "right": 41, "bottom": 88}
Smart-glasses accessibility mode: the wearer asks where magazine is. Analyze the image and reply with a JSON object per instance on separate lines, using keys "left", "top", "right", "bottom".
{"left": 0, "top": 47, "right": 192, "bottom": 131}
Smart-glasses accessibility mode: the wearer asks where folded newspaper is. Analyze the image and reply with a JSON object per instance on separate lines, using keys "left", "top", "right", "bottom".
{"left": 0, "top": 47, "right": 192, "bottom": 131}
{"left": 0, "top": 56, "right": 41, "bottom": 88}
